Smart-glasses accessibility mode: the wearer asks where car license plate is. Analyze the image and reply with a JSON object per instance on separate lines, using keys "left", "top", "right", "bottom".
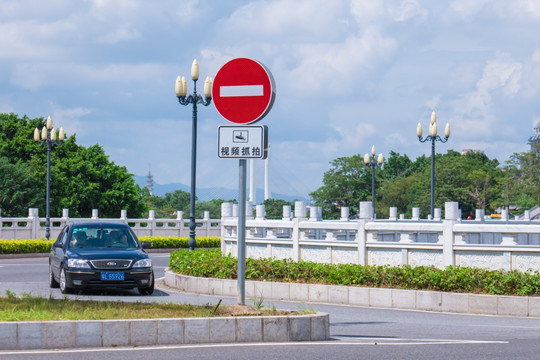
{"left": 101, "top": 272, "right": 125, "bottom": 281}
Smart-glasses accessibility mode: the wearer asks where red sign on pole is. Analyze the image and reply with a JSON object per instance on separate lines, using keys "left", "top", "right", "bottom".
{"left": 212, "top": 58, "right": 276, "bottom": 125}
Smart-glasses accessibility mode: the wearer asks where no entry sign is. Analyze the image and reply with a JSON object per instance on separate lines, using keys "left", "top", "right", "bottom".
{"left": 212, "top": 58, "right": 276, "bottom": 124}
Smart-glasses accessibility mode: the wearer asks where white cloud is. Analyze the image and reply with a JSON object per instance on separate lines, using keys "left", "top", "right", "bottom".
{"left": 452, "top": 0, "right": 540, "bottom": 20}
{"left": 448, "top": 53, "right": 523, "bottom": 139}
{"left": 97, "top": 24, "right": 141, "bottom": 44}
{"left": 425, "top": 96, "right": 441, "bottom": 110}
{"left": 11, "top": 62, "right": 172, "bottom": 91}
{"left": 220, "top": 0, "right": 349, "bottom": 41}
{"left": 451, "top": 0, "right": 489, "bottom": 17}
{"left": 287, "top": 29, "right": 396, "bottom": 96}
{"left": 49, "top": 105, "right": 93, "bottom": 137}
{"left": 390, "top": 0, "right": 428, "bottom": 22}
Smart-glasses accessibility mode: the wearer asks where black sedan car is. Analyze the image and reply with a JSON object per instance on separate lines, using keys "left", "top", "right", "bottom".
{"left": 49, "top": 222, "right": 154, "bottom": 295}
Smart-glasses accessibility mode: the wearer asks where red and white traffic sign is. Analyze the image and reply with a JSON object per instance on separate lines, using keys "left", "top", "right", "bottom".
{"left": 212, "top": 58, "right": 276, "bottom": 125}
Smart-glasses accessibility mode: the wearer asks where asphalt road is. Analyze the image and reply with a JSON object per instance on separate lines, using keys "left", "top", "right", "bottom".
{"left": 1, "top": 254, "right": 540, "bottom": 359}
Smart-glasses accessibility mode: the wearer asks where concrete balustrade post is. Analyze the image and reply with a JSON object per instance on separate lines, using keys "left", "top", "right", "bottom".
{"left": 358, "top": 202, "right": 373, "bottom": 220}
{"left": 202, "top": 211, "right": 210, "bottom": 236}
{"left": 412, "top": 207, "right": 420, "bottom": 221}
{"left": 389, "top": 207, "right": 397, "bottom": 221}
{"left": 220, "top": 203, "right": 232, "bottom": 255}
{"left": 294, "top": 201, "right": 307, "bottom": 219}
{"left": 475, "top": 208, "right": 485, "bottom": 222}
{"left": 501, "top": 209, "right": 508, "bottom": 221}
{"left": 341, "top": 207, "right": 349, "bottom": 221}
{"left": 255, "top": 205, "right": 265, "bottom": 220}
{"left": 292, "top": 218, "right": 300, "bottom": 262}
{"left": 309, "top": 206, "right": 319, "bottom": 221}
{"left": 434, "top": 208, "right": 441, "bottom": 221}
{"left": 356, "top": 219, "right": 368, "bottom": 265}
{"left": 176, "top": 211, "right": 185, "bottom": 237}
{"left": 91, "top": 209, "right": 99, "bottom": 220}
{"left": 221, "top": 203, "right": 233, "bottom": 218}
{"left": 120, "top": 210, "right": 127, "bottom": 221}
{"left": 524, "top": 210, "right": 531, "bottom": 221}
{"left": 28, "top": 208, "right": 39, "bottom": 239}
{"left": 442, "top": 202, "right": 459, "bottom": 266}
{"left": 282, "top": 205, "right": 292, "bottom": 220}
{"left": 245, "top": 201, "right": 254, "bottom": 220}
{"left": 148, "top": 210, "right": 156, "bottom": 236}
{"left": 232, "top": 204, "right": 238, "bottom": 218}
{"left": 62, "top": 209, "right": 69, "bottom": 219}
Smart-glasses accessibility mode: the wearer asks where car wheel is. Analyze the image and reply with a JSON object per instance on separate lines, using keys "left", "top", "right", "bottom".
{"left": 49, "top": 263, "right": 59, "bottom": 288}
{"left": 59, "top": 267, "right": 73, "bottom": 294}
{"left": 138, "top": 273, "right": 154, "bottom": 295}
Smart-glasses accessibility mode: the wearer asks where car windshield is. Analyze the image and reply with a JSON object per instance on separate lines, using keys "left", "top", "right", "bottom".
{"left": 68, "top": 226, "right": 138, "bottom": 249}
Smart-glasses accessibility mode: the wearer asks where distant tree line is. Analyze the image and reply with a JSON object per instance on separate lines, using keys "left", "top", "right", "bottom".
{"left": 1, "top": 113, "right": 537, "bottom": 220}
{"left": 310, "top": 146, "right": 539, "bottom": 219}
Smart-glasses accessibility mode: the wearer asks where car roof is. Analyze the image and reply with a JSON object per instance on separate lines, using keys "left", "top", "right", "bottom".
{"left": 67, "top": 221, "right": 131, "bottom": 228}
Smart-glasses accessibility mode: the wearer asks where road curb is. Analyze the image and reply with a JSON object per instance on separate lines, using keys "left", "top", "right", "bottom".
{"left": 164, "top": 270, "right": 540, "bottom": 318}
{"left": 0, "top": 313, "right": 329, "bottom": 350}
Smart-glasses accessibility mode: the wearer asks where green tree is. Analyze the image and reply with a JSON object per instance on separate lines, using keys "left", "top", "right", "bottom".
{"left": 0, "top": 113, "right": 145, "bottom": 218}
{"left": 409, "top": 150, "right": 503, "bottom": 218}
{"left": 380, "top": 174, "right": 421, "bottom": 216}
{"left": 311, "top": 149, "right": 506, "bottom": 220}
{"left": 0, "top": 157, "right": 43, "bottom": 216}
{"left": 164, "top": 190, "right": 191, "bottom": 212}
{"left": 310, "top": 154, "right": 372, "bottom": 219}
{"left": 261, "top": 198, "right": 294, "bottom": 219}
{"left": 502, "top": 144, "right": 540, "bottom": 213}
{"left": 195, "top": 199, "right": 228, "bottom": 219}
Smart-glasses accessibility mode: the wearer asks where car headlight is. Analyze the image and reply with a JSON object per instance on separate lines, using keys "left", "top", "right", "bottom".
{"left": 67, "top": 259, "right": 90, "bottom": 269}
{"left": 133, "top": 258, "right": 152, "bottom": 268}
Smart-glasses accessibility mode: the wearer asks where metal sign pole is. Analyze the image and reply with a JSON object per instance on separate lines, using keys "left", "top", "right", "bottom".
{"left": 237, "top": 158, "right": 247, "bottom": 305}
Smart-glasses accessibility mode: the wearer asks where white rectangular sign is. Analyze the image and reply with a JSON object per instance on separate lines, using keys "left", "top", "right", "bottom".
{"left": 218, "top": 125, "right": 268, "bottom": 159}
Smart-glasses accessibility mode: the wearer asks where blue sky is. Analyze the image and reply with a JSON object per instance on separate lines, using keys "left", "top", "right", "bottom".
{"left": 1, "top": 0, "right": 539, "bottom": 200}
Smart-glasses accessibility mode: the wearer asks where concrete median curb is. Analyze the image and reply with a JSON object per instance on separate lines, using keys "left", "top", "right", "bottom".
{"left": 164, "top": 270, "right": 540, "bottom": 318}
{"left": 0, "top": 312, "right": 329, "bottom": 350}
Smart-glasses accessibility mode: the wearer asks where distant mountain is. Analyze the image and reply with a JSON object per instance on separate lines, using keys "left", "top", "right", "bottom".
{"left": 133, "top": 176, "right": 308, "bottom": 203}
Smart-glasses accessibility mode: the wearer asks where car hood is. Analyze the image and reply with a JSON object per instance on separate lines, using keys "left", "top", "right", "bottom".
{"left": 67, "top": 248, "right": 149, "bottom": 260}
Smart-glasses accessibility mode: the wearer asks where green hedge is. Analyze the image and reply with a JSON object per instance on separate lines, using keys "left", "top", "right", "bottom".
{"left": 0, "top": 239, "right": 52, "bottom": 254}
{"left": 0, "top": 237, "right": 221, "bottom": 254}
{"left": 138, "top": 236, "right": 221, "bottom": 249}
{"left": 169, "top": 249, "right": 540, "bottom": 296}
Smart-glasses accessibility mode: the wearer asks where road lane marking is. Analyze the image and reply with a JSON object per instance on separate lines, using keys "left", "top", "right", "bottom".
{"left": 0, "top": 339, "right": 509, "bottom": 355}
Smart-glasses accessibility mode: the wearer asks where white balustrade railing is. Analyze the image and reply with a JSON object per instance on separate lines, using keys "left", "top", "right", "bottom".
{"left": 221, "top": 201, "right": 540, "bottom": 272}
{"left": 0, "top": 209, "right": 221, "bottom": 240}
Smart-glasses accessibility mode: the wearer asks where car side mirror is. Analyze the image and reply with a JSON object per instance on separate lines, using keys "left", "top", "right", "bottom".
{"left": 52, "top": 240, "right": 63, "bottom": 248}
{"left": 141, "top": 241, "right": 151, "bottom": 249}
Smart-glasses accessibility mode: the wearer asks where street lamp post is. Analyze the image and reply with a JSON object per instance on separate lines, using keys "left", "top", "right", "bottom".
{"left": 34, "top": 117, "right": 64, "bottom": 241}
{"left": 417, "top": 111, "right": 450, "bottom": 218}
{"left": 175, "top": 59, "right": 213, "bottom": 251}
{"left": 363, "top": 145, "right": 384, "bottom": 218}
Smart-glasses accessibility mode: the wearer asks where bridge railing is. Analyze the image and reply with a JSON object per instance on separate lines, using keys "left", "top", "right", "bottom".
{"left": 221, "top": 201, "right": 540, "bottom": 271}
{"left": 0, "top": 208, "right": 221, "bottom": 240}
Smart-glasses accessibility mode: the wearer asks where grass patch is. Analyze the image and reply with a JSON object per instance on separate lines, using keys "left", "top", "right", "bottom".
{"left": 169, "top": 249, "right": 540, "bottom": 297}
{"left": 0, "top": 292, "right": 300, "bottom": 321}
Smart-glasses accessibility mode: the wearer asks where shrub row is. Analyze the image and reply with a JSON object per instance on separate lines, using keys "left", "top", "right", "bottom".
{"left": 0, "top": 237, "right": 221, "bottom": 254}
{"left": 169, "top": 249, "right": 540, "bottom": 296}
{"left": 138, "top": 236, "right": 221, "bottom": 249}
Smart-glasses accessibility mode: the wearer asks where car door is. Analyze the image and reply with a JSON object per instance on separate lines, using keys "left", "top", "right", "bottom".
{"left": 50, "top": 225, "right": 69, "bottom": 278}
